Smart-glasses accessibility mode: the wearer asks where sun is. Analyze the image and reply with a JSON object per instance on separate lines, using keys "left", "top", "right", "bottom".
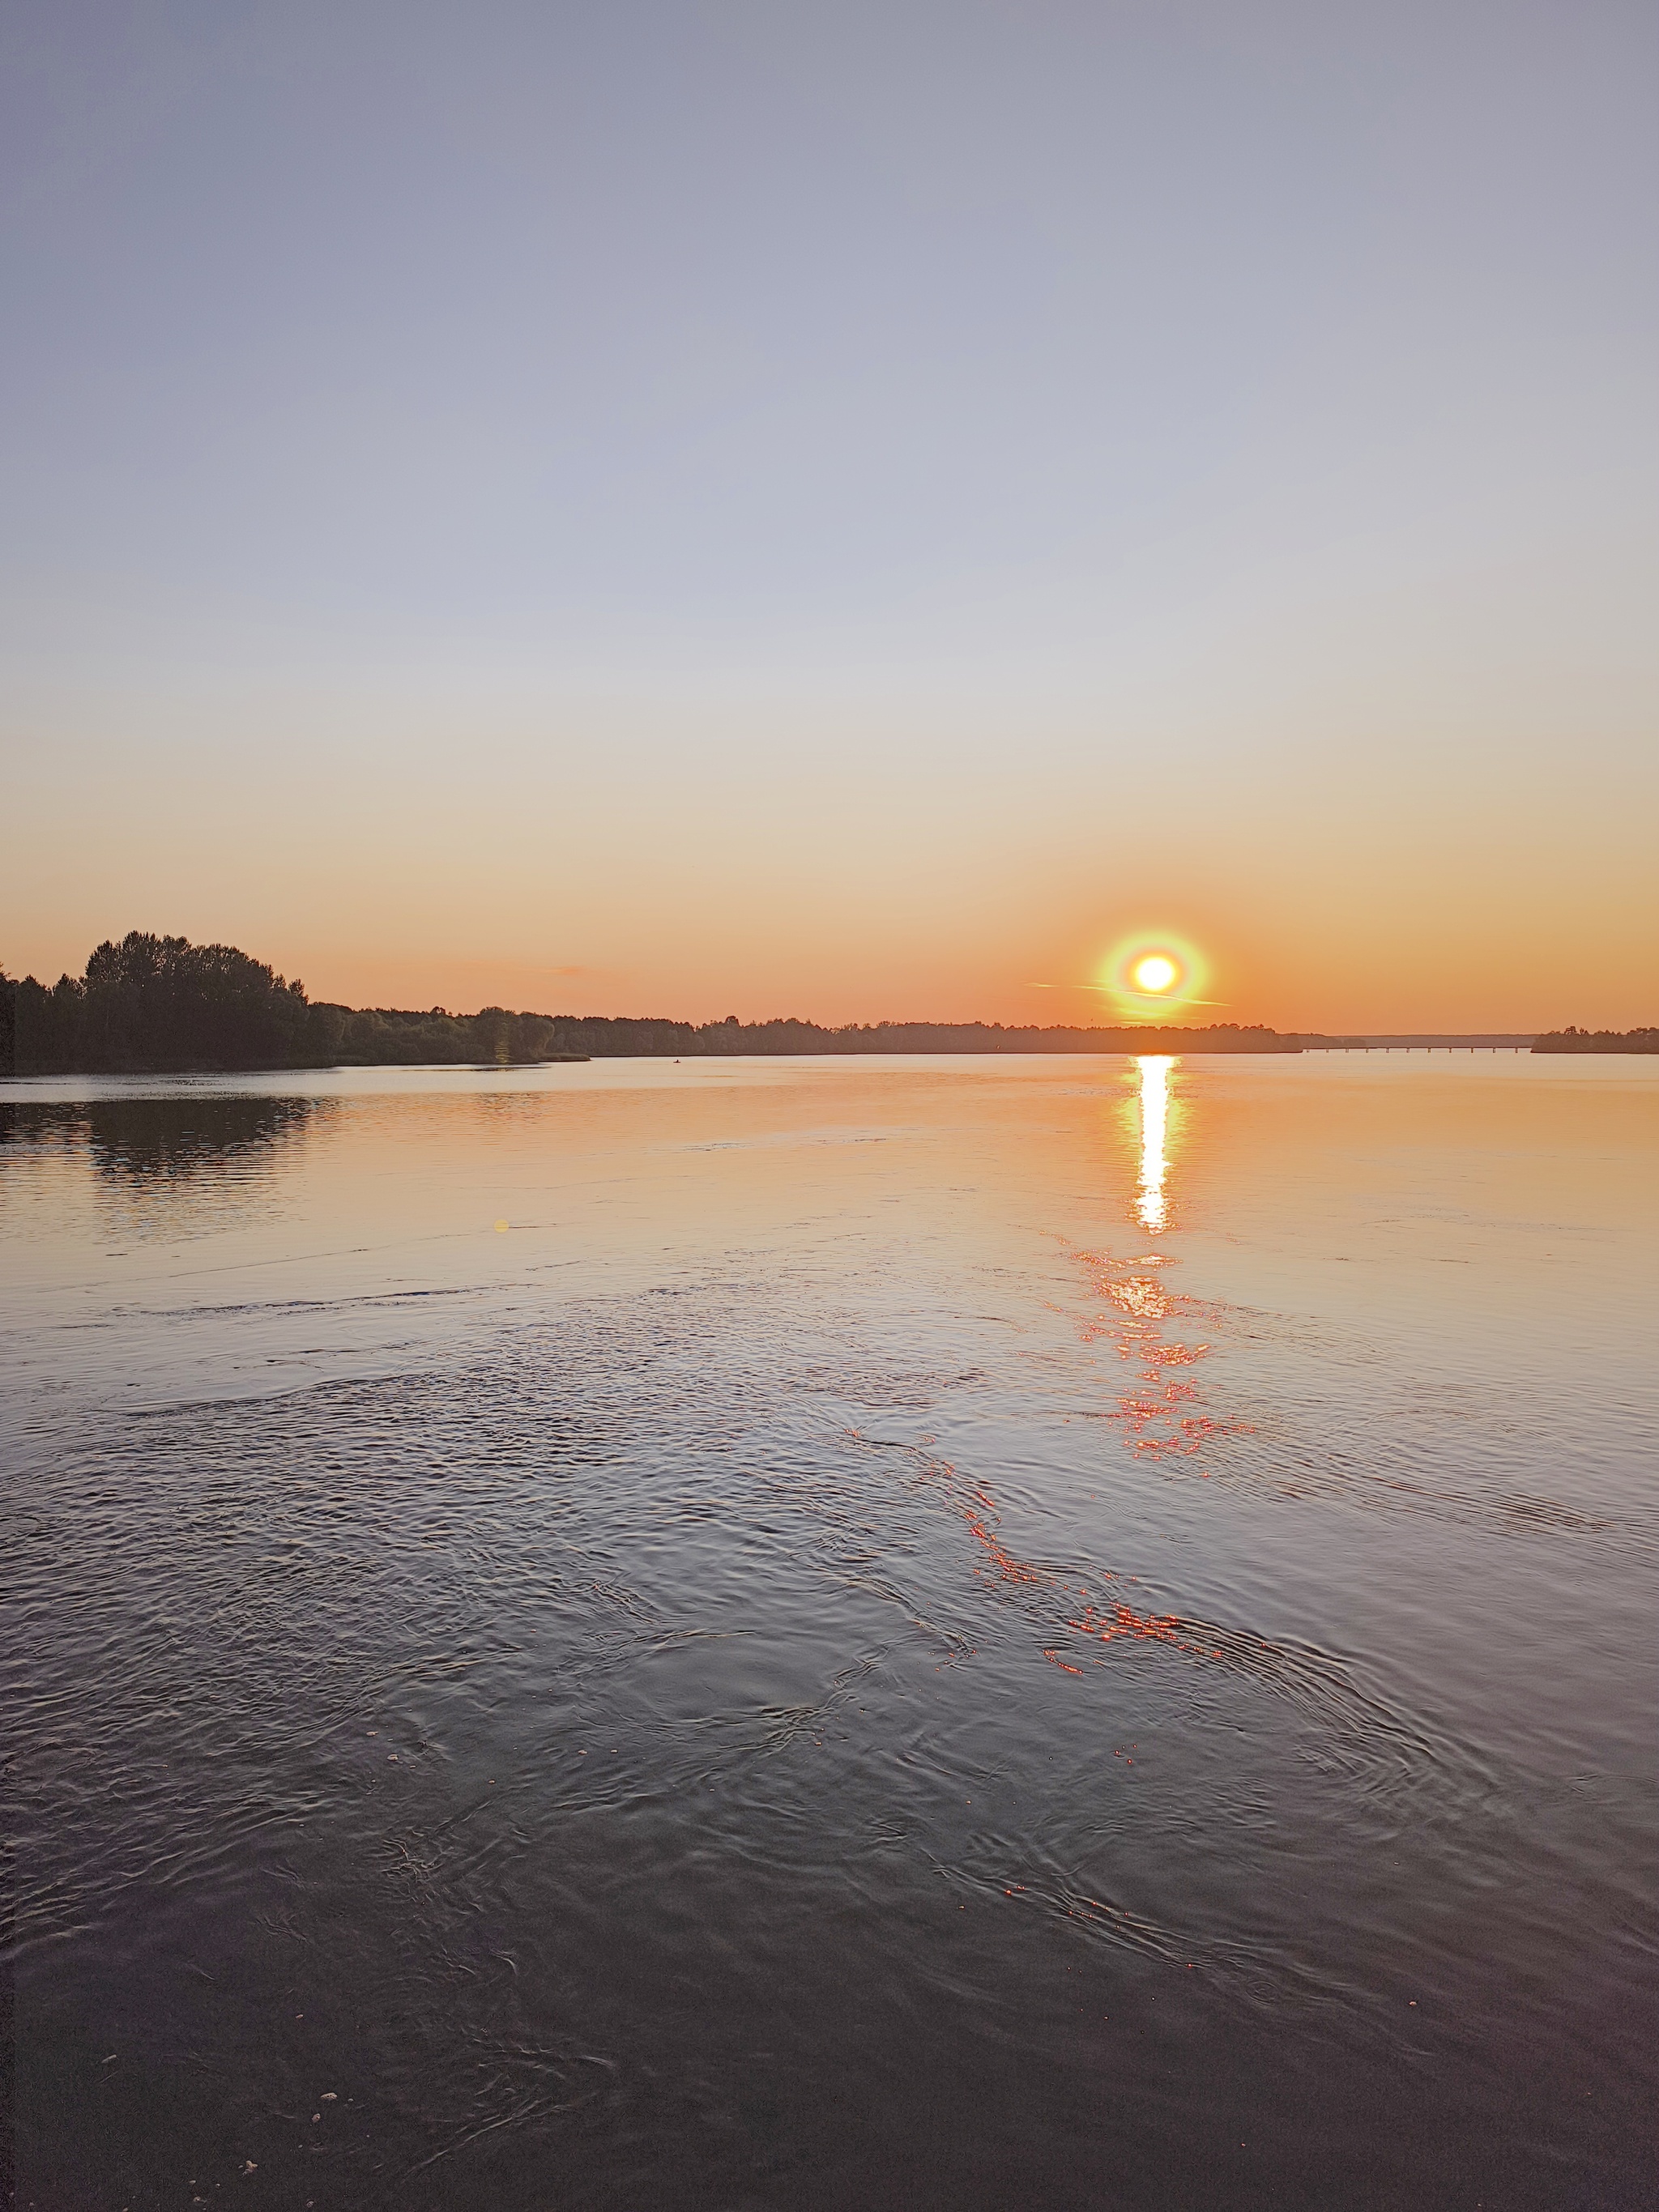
{"left": 1098, "top": 931, "right": 1209, "bottom": 1021}
{"left": 1132, "top": 954, "right": 1179, "bottom": 995}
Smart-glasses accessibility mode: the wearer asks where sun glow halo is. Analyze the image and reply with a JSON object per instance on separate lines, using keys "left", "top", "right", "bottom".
{"left": 1099, "top": 931, "right": 1209, "bottom": 1021}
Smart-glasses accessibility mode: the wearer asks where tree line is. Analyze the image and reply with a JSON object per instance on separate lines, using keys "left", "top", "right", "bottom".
{"left": 0, "top": 934, "right": 583, "bottom": 1074}
{"left": 1, "top": 931, "right": 1316, "bottom": 1075}
{"left": 1532, "top": 1027, "right": 1659, "bottom": 1053}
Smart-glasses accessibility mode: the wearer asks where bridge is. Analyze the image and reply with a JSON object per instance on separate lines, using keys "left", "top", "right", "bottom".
{"left": 1299, "top": 1034, "right": 1537, "bottom": 1051}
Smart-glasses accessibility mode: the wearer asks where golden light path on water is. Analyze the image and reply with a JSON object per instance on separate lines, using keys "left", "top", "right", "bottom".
{"left": 1137, "top": 1055, "right": 1174, "bottom": 1234}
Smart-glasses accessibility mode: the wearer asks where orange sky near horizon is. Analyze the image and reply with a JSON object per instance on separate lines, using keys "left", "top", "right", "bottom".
{"left": 6, "top": 662, "right": 1654, "bottom": 1034}
{"left": 7, "top": 863, "right": 1653, "bottom": 1037}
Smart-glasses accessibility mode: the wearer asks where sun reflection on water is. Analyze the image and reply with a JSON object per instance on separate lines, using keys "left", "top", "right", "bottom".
{"left": 850, "top": 1053, "right": 1257, "bottom": 1676}
{"left": 1136, "top": 1055, "right": 1174, "bottom": 1234}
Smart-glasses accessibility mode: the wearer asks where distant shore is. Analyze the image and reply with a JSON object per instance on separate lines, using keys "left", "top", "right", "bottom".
{"left": 3, "top": 933, "right": 1655, "bottom": 1075}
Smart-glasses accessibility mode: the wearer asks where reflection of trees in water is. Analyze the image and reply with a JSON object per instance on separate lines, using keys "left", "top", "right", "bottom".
{"left": 1, "top": 1095, "right": 323, "bottom": 1200}
{"left": 82, "top": 1095, "right": 321, "bottom": 1183}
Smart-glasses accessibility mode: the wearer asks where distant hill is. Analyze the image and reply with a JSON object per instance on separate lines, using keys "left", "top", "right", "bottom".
{"left": 2, "top": 931, "right": 1306, "bottom": 1074}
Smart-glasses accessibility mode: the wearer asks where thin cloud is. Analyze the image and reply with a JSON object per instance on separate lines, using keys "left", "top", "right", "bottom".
{"left": 1025, "top": 981, "right": 1230, "bottom": 1008}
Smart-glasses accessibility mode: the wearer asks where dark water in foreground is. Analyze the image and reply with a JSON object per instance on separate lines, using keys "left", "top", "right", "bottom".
{"left": 3, "top": 1055, "right": 1656, "bottom": 2210}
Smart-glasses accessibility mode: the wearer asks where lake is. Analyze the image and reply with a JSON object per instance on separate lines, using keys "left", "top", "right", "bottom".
{"left": 4, "top": 1053, "right": 1656, "bottom": 2209}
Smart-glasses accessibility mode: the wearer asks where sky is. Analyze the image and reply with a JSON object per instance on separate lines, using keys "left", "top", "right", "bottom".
{"left": 2, "top": 0, "right": 1655, "bottom": 1030}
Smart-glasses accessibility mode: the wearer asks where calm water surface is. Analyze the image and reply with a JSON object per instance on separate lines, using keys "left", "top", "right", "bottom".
{"left": 3, "top": 1055, "right": 1656, "bottom": 2210}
